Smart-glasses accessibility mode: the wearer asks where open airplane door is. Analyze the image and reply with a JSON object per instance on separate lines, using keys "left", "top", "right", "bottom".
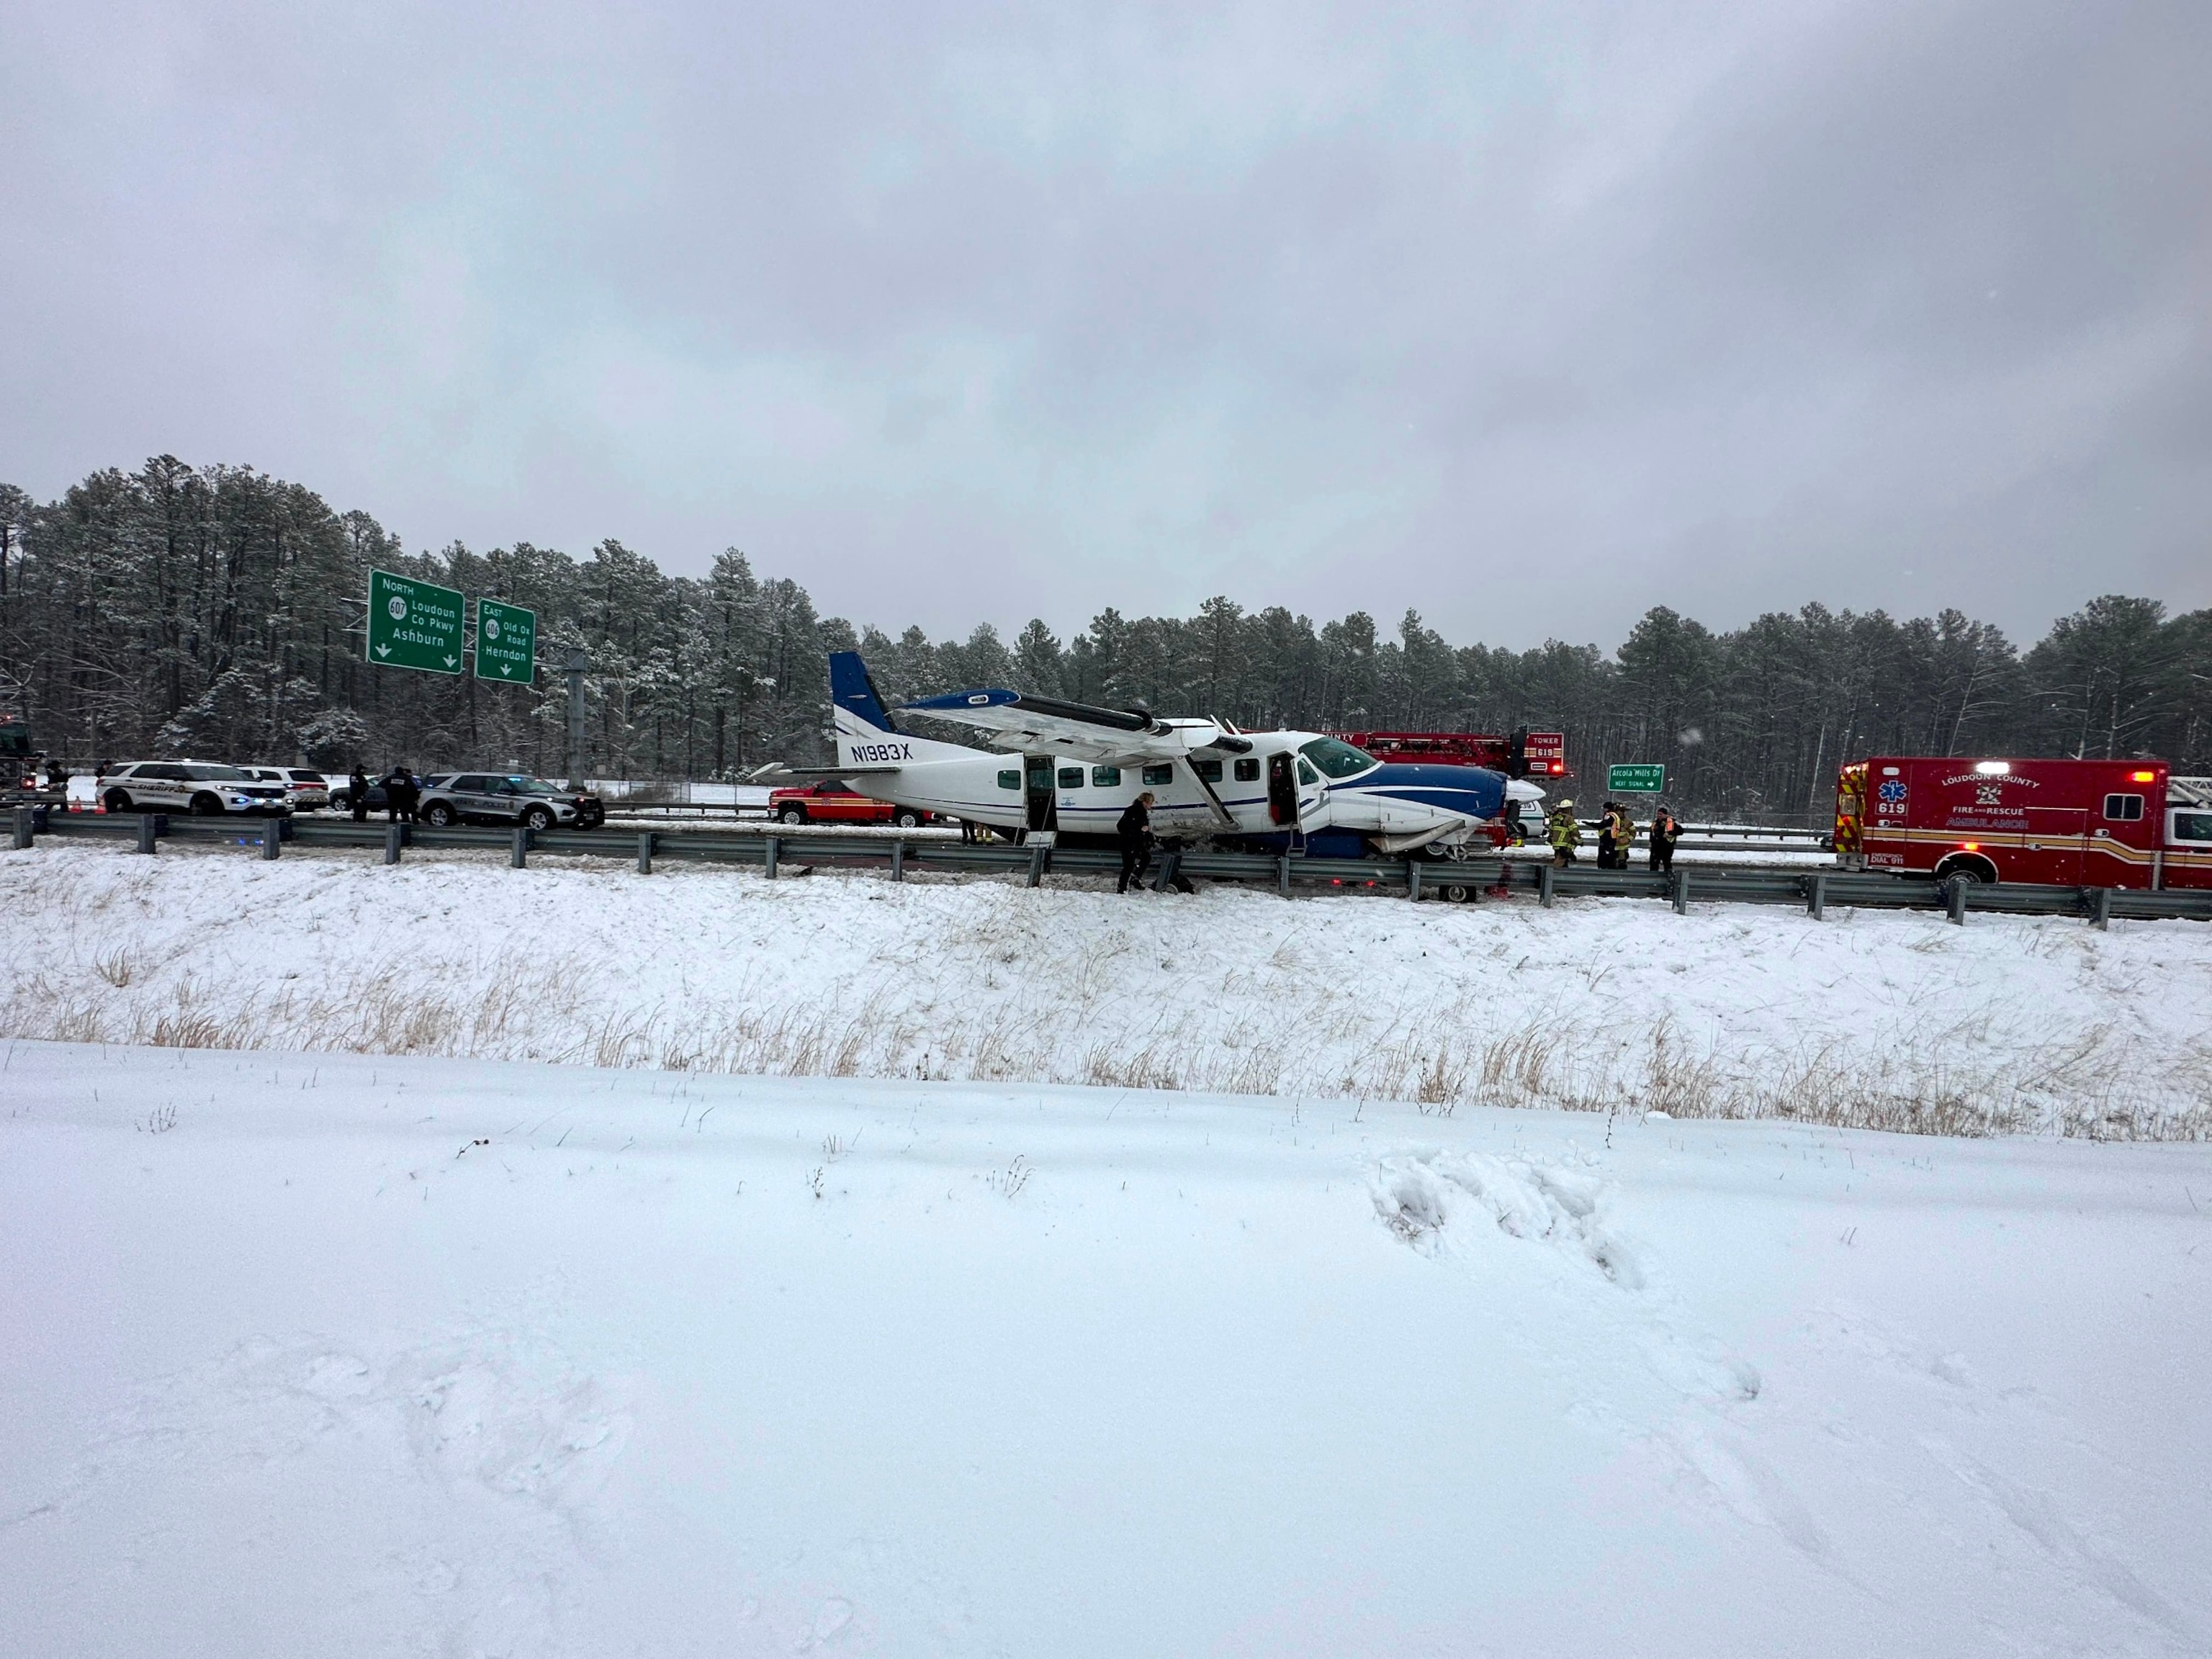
{"left": 1296, "top": 756, "right": 1327, "bottom": 833}
{"left": 1022, "top": 757, "right": 1057, "bottom": 833}
{"left": 1267, "top": 752, "right": 1297, "bottom": 826}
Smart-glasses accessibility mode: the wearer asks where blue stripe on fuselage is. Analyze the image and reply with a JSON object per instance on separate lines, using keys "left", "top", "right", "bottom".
{"left": 1351, "top": 763, "right": 1506, "bottom": 817}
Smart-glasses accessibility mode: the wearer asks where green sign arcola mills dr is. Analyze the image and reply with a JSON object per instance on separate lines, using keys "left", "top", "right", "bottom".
{"left": 366, "top": 570, "right": 465, "bottom": 675}
{"left": 1607, "top": 763, "right": 1666, "bottom": 793}
{"left": 474, "top": 598, "right": 537, "bottom": 683}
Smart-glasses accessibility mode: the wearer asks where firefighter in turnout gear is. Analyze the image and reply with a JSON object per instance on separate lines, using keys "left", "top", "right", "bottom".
{"left": 1606, "top": 802, "right": 1635, "bottom": 869}
{"left": 1546, "top": 800, "right": 1580, "bottom": 867}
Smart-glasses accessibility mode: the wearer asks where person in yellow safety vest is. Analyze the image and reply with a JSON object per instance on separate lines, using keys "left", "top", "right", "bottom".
{"left": 1607, "top": 802, "right": 1635, "bottom": 869}
{"left": 1546, "top": 799, "right": 1580, "bottom": 867}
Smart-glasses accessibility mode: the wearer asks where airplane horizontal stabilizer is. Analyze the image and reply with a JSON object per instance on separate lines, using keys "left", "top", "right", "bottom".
{"left": 755, "top": 765, "right": 907, "bottom": 780}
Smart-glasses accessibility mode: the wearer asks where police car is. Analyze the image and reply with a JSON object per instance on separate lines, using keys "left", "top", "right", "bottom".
{"left": 416, "top": 773, "right": 606, "bottom": 830}
{"left": 98, "top": 760, "right": 292, "bottom": 817}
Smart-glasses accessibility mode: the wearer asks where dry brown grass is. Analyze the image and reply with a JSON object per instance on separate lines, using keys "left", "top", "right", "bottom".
{"left": 2, "top": 941, "right": 2205, "bottom": 1141}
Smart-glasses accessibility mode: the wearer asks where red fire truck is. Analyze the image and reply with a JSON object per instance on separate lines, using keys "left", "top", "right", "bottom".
{"left": 1835, "top": 756, "right": 2212, "bottom": 890}
{"left": 1332, "top": 727, "right": 1568, "bottom": 780}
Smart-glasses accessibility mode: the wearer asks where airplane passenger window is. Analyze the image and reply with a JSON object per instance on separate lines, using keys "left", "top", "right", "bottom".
{"left": 1234, "top": 758, "right": 1259, "bottom": 782}
{"left": 1298, "top": 737, "right": 1377, "bottom": 779}
{"left": 2103, "top": 793, "right": 2144, "bottom": 822}
{"left": 1057, "top": 767, "right": 1084, "bottom": 789}
{"left": 997, "top": 770, "right": 1020, "bottom": 790}
{"left": 1142, "top": 764, "right": 1174, "bottom": 786}
{"left": 1092, "top": 766, "right": 1120, "bottom": 787}
{"left": 1193, "top": 760, "right": 1223, "bottom": 783}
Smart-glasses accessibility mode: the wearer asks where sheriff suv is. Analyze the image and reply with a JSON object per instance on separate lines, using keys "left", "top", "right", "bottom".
{"left": 99, "top": 761, "right": 292, "bottom": 817}
{"left": 418, "top": 773, "right": 606, "bottom": 831}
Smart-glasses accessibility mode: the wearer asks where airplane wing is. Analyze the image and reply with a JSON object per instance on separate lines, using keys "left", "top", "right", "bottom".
{"left": 752, "top": 764, "right": 906, "bottom": 778}
{"left": 898, "top": 688, "right": 1251, "bottom": 765}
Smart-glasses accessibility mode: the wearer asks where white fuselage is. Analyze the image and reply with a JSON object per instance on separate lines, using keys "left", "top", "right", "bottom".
{"left": 835, "top": 708, "right": 1319, "bottom": 836}
{"left": 832, "top": 708, "right": 1539, "bottom": 847}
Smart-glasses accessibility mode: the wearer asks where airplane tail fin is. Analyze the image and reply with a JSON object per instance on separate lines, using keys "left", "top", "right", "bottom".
{"left": 826, "top": 651, "right": 980, "bottom": 769}
{"left": 829, "top": 652, "right": 895, "bottom": 732}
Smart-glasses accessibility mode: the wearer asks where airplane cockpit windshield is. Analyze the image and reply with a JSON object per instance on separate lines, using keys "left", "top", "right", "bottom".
{"left": 1298, "top": 737, "right": 1377, "bottom": 779}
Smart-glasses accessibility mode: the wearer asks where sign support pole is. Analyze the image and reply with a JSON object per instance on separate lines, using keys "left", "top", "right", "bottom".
{"left": 565, "top": 649, "right": 590, "bottom": 791}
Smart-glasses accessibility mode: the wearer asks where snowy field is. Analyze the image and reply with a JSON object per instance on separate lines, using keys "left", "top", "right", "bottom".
{"left": 2, "top": 841, "right": 2208, "bottom": 1137}
{"left": 3, "top": 1043, "right": 2208, "bottom": 1655}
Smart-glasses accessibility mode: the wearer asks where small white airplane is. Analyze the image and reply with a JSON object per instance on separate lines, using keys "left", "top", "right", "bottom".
{"left": 810, "top": 652, "right": 1545, "bottom": 855}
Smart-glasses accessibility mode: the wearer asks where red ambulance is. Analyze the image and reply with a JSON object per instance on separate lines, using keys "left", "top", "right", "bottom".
{"left": 1835, "top": 757, "right": 2212, "bottom": 890}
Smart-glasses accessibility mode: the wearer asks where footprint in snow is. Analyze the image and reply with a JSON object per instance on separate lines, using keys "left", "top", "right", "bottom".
{"left": 794, "top": 1595, "right": 855, "bottom": 1649}
{"left": 1372, "top": 1148, "right": 1763, "bottom": 1408}
{"left": 1370, "top": 1148, "right": 1648, "bottom": 1289}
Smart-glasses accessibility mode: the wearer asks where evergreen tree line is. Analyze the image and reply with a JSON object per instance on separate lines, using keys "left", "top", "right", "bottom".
{"left": 2, "top": 457, "right": 2207, "bottom": 821}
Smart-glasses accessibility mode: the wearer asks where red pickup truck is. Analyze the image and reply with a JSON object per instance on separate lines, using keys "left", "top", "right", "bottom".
{"left": 769, "top": 780, "right": 927, "bottom": 827}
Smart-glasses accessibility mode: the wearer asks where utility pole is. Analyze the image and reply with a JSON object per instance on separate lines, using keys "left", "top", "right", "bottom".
{"left": 564, "top": 648, "right": 590, "bottom": 789}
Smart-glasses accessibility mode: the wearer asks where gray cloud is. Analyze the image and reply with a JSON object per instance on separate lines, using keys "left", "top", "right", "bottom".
{"left": 4, "top": 0, "right": 2206, "bottom": 646}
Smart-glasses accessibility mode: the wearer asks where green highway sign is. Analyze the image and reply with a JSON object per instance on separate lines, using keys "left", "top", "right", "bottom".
{"left": 475, "top": 598, "right": 537, "bottom": 683}
{"left": 367, "top": 569, "right": 464, "bottom": 675}
{"left": 1608, "top": 763, "right": 1666, "bottom": 793}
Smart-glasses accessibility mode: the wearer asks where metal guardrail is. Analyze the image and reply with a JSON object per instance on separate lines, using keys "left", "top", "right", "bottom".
{"left": 601, "top": 801, "right": 763, "bottom": 820}
{"left": 14, "top": 806, "right": 2212, "bottom": 925}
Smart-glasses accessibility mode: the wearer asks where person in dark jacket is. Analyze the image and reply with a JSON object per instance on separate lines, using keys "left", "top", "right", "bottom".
{"left": 349, "top": 765, "right": 372, "bottom": 823}
{"left": 1596, "top": 801, "right": 1618, "bottom": 869}
{"left": 1115, "top": 792, "right": 1154, "bottom": 894}
{"left": 1649, "top": 806, "right": 1682, "bottom": 873}
{"left": 382, "top": 764, "right": 418, "bottom": 824}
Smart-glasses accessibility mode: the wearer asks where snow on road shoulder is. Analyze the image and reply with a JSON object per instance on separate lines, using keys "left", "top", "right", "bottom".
{"left": 3, "top": 1043, "right": 2207, "bottom": 1655}
{"left": 1, "top": 840, "right": 2208, "bottom": 1136}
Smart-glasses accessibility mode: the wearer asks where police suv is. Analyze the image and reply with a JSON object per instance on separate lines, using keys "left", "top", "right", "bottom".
{"left": 417, "top": 773, "right": 605, "bottom": 830}
{"left": 99, "top": 761, "right": 292, "bottom": 817}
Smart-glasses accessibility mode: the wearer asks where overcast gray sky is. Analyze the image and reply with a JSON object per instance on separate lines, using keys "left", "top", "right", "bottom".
{"left": 4, "top": 1, "right": 2207, "bottom": 648}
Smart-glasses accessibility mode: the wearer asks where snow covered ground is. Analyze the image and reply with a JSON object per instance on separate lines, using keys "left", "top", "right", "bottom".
{"left": 3, "top": 1043, "right": 2207, "bottom": 1655}
{"left": 2, "top": 840, "right": 2208, "bottom": 1137}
